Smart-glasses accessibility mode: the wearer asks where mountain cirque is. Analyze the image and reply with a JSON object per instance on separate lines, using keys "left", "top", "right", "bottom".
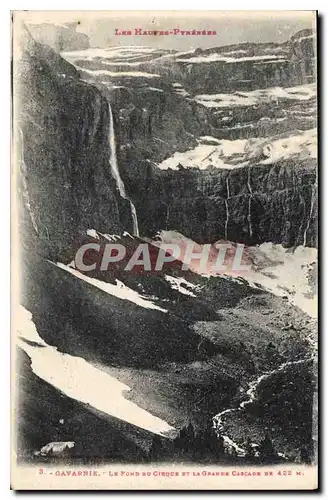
{"left": 61, "top": 28, "right": 317, "bottom": 247}
{"left": 14, "top": 25, "right": 317, "bottom": 465}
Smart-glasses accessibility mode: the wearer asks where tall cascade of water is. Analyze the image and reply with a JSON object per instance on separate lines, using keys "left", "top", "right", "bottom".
{"left": 303, "top": 183, "right": 316, "bottom": 247}
{"left": 108, "top": 105, "right": 139, "bottom": 236}
{"left": 224, "top": 176, "right": 230, "bottom": 240}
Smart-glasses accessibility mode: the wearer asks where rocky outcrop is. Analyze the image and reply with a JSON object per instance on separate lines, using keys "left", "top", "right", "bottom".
{"left": 14, "top": 27, "right": 132, "bottom": 261}
{"left": 27, "top": 22, "right": 90, "bottom": 52}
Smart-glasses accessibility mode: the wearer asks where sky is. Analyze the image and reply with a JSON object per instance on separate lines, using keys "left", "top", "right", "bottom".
{"left": 18, "top": 11, "right": 316, "bottom": 51}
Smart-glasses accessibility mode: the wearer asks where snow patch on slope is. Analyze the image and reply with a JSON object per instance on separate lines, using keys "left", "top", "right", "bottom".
{"left": 156, "top": 231, "right": 317, "bottom": 317}
{"left": 165, "top": 275, "right": 198, "bottom": 297}
{"left": 156, "top": 129, "right": 316, "bottom": 170}
{"left": 54, "top": 262, "right": 167, "bottom": 313}
{"left": 77, "top": 67, "right": 161, "bottom": 78}
{"left": 195, "top": 83, "right": 316, "bottom": 109}
{"left": 86, "top": 229, "right": 100, "bottom": 240}
{"left": 247, "top": 243, "right": 317, "bottom": 317}
{"left": 16, "top": 306, "right": 174, "bottom": 436}
{"left": 156, "top": 141, "right": 247, "bottom": 171}
{"left": 178, "top": 54, "right": 286, "bottom": 64}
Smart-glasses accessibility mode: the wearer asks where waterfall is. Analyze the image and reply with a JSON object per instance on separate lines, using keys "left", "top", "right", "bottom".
{"left": 247, "top": 167, "right": 253, "bottom": 239}
{"left": 108, "top": 105, "right": 139, "bottom": 236}
{"left": 303, "top": 183, "right": 316, "bottom": 247}
{"left": 224, "top": 176, "right": 230, "bottom": 240}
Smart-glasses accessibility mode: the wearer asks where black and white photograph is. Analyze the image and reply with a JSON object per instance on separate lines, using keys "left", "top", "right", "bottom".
{"left": 11, "top": 10, "right": 318, "bottom": 490}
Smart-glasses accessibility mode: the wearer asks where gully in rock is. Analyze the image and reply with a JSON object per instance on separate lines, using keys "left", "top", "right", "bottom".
{"left": 18, "top": 126, "right": 39, "bottom": 235}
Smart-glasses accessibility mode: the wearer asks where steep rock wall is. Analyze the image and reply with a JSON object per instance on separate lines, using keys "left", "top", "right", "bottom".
{"left": 136, "top": 159, "right": 317, "bottom": 247}
{"left": 14, "top": 28, "right": 130, "bottom": 260}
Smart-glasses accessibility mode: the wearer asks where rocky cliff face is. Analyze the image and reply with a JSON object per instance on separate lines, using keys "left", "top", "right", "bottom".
{"left": 14, "top": 27, "right": 134, "bottom": 261}
{"left": 63, "top": 30, "right": 317, "bottom": 247}
{"left": 14, "top": 29, "right": 317, "bottom": 463}
{"left": 139, "top": 157, "right": 317, "bottom": 247}
{"left": 155, "top": 29, "right": 316, "bottom": 94}
{"left": 27, "top": 22, "right": 90, "bottom": 52}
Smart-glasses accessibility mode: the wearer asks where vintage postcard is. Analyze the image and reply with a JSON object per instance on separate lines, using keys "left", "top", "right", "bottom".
{"left": 11, "top": 10, "right": 318, "bottom": 490}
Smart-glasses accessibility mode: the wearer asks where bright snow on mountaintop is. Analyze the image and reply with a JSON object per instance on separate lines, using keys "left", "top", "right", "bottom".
{"left": 62, "top": 45, "right": 291, "bottom": 68}
{"left": 62, "top": 46, "right": 195, "bottom": 62}
{"left": 62, "top": 46, "right": 162, "bottom": 59}
{"left": 177, "top": 54, "right": 287, "bottom": 64}
{"left": 194, "top": 83, "right": 316, "bottom": 109}
{"left": 62, "top": 47, "right": 287, "bottom": 66}
{"left": 61, "top": 45, "right": 292, "bottom": 66}
{"left": 62, "top": 46, "right": 179, "bottom": 67}
{"left": 16, "top": 306, "right": 174, "bottom": 436}
{"left": 156, "top": 129, "right": 316, "bottom": 171}
{"left": 77, "top": 67, "right": 161, "bottom": 78}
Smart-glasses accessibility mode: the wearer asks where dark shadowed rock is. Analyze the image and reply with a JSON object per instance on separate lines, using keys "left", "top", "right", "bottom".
{"left": 14, "top": 26, "right": 133, "bottom": 261}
